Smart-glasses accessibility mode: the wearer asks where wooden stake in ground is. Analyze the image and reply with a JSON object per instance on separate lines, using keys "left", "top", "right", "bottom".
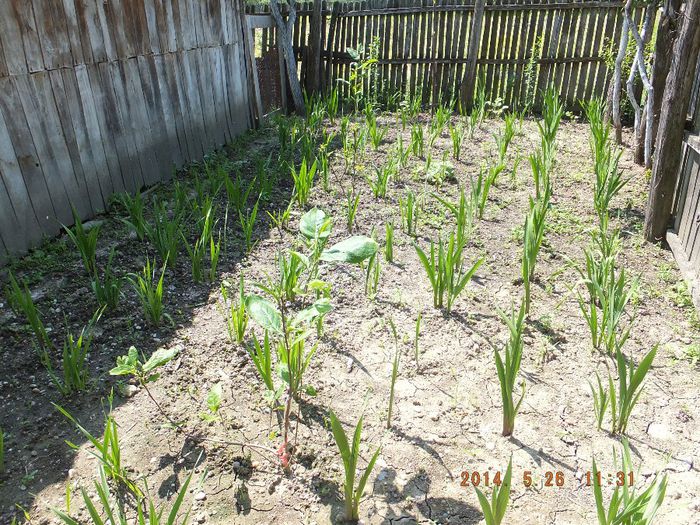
{"left": 612, "top": 0, "right": 631, "bottom": 144}
{"left": 269, "top": 0, "right": 306, "bottom": 115}
{"left": 644, "top": 0, "right": 700, "bottom": 241}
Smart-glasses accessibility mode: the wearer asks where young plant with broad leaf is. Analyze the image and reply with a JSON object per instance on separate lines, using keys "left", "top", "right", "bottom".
{"left": 110, "top": 345, "right": 181, "bottom": 427}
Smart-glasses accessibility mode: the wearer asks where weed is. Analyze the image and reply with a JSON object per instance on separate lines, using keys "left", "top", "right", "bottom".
{"left": 368, "top": 159, "right": 395, "bottom": 198}
{"left": 219, "top": 275, "right": 248, "bottom": 344}
{"left": 589, "top": 372, "right": 610, "bottom": 430}
{"left": 248, "top": 331, "right": 276, "bottom": 396}
{"left": 495, "top": 302, "right": 526, "bottom": 437}
{"left": 576, "top": 246, "right": 637, "bottom": 354}
{"left": 145, "top": 200, "right": 182, "bottom": 267}
{"left": 239, "top": 198, "right": 260, "bottom": 254}
{"left": 115, "top": 190, "right": 148, "bottom": 240}
{"left": 414, "top": 233, "right": 483, "bottom": 312}
{"left": 384, "top": 222, "right": 394, "bottom": 262}
{"left": 473, "top": 458, "right": 513, "bottom": 525}
{"left": 473, "top": 163, "right": 506, "bottom": 219}
{"left": 5, "top": 271, "right": 52, "bottom": 349}
{"left": 411, "top": 124, "right": 425, "bottom": 158}
{"left": 41, "top": 309, "right": 103, "bottom": 396}
{"left": 54, "top": 403, "right": 137, "bottom": 494}
{"left": 591, "top": 438, "right": 667, "bottom": 524}
{"left": 129, "top": 258, "right": 169, "bottom": 326}
{"left": 345, "top": 190, "right": 361, "bottom": 232}
{"left": 110, "top": 345, "right": 181, "bottom": 427}
{"left": 54, "top": 465, "right": 193, "bottom": 525}
{"left": 291, "top": 157, "right": 318, "bottom": 207}
{"left": 522, "top": 193, "right": 550, "bottom": 314}
{"left": 329, "top": 411, "right": 381, "bottom": 522}
{"left": 365, "top": 252, "right": 381, "bottom": 299}
{"left": 449, "top": 123, "right": 464, "bottom": 160}
{"left": 609, "top": 346, "right": 657, "bottom": 435}
{"left": 400, "top": 190, "right": 419, "bottom": 236}
{"left": 366, "top": 111, "right": 387, "bottom": 150}
{"left": 91, "top": 248, "right": 122, "bottom": 309}
{"left": 63, "top": 205, "right": 99, "bottom": 275}
{"left": 244, "top": 290, "right": 332, "bottom": 465}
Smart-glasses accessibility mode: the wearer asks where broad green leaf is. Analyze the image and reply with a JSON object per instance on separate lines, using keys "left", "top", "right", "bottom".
{"left": 293, "top": 299, "right": 333, "bottom": 326}
{"left": 321, "top": 236, "right": 378, "bottom": 264}
{"left": 300, "top": 208, "right": 331, "bottom": 240}
{"left": 207, "top": 383, "right": 223, "bottom": 413}
{"left": 277, "top": 362, "right": 290, "bottom": 385}
{"left": 245, "top": 295, "right": 282, "bottom": 333}
{"left": 109, "top": 346, "right": 139, "bottom": 376}
{"left": 305, "top": 384, "right": 317, "bottom": 397}
{"left": 143, "top": 346, "right": 180, "bottom": 373}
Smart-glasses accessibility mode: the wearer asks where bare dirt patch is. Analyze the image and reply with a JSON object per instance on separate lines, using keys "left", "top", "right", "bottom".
{"left": 1, "top": 114, "right": 699, "bottom": 525}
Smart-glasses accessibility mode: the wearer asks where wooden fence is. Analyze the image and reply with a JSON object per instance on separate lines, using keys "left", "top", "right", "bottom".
{"left": 669, "top": 57, "right": 700, "bottom": 309}
{"left": 0, "top": 0, "right": 256, "bottom": 263}
{"left": 690, "top": 54, "right": 700, "bottom": 133}
{"left": 669, "top": 135, "right": 700, "bottom": 309}
{"left": 249, "top": 0, "right": 648, "bottom": 111}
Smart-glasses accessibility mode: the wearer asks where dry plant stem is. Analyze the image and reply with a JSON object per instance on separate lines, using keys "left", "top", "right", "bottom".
{"left": 140, "top": 381, "right": 179, "bottom": 429}
{"left": 278, "top": 298, "right": 294, "bottom": 459}
{"left": 198, "top": 437, "right": 279, "bottom": 458}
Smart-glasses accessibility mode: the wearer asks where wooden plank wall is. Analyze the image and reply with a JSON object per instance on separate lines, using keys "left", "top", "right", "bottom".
{"left": 690, "top": 54, "right": 700, "bottom": 133}
{"left": 0, "top": 0, "right": 255, "bottom": 263}
{"left": 255, "top": 0, "right": 645, "bottom": 110}
{"left": 669, "top": 134, "right": 700, "bottom": 309}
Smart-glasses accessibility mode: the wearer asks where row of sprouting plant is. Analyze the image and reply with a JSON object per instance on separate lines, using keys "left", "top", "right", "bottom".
{"left": 1, "top": 82, "right": 665, "bottom": 523}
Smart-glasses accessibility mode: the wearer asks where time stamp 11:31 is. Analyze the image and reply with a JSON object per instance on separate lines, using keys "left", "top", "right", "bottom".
{"left": 460, "top": 469, "right": 635, "bottom": 488}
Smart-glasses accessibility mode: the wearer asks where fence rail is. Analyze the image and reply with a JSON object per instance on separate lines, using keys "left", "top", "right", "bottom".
{"left": 0, "top": 0, "right": 256, "bottom": 263}
{"left": 248, "top": 0, "right": 647, "bottom": 111}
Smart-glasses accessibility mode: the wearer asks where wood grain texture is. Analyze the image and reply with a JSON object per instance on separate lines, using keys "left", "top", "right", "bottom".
{"left": 0, "top": 0, "right": 254, "bottom": 263}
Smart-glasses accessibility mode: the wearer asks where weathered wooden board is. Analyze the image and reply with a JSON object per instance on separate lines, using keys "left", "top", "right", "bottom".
{"left": 0, "top": 0, "right": 255, "bottom": 263}
{"left": 263, "top": 0, "right": 647, "bottom": 110}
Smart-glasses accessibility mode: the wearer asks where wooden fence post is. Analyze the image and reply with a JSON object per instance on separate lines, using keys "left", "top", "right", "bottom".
{"left": 644, "top": 0, "right": 700, "bottom": 241}
{"left": 305, "top": 0, "right": 323, "bottom": 94}
{"left": 459, "top": 0, "right": 485, "bottom": 111}
{"left": 323, "top": 2, "right": 340, "bottom": 93}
